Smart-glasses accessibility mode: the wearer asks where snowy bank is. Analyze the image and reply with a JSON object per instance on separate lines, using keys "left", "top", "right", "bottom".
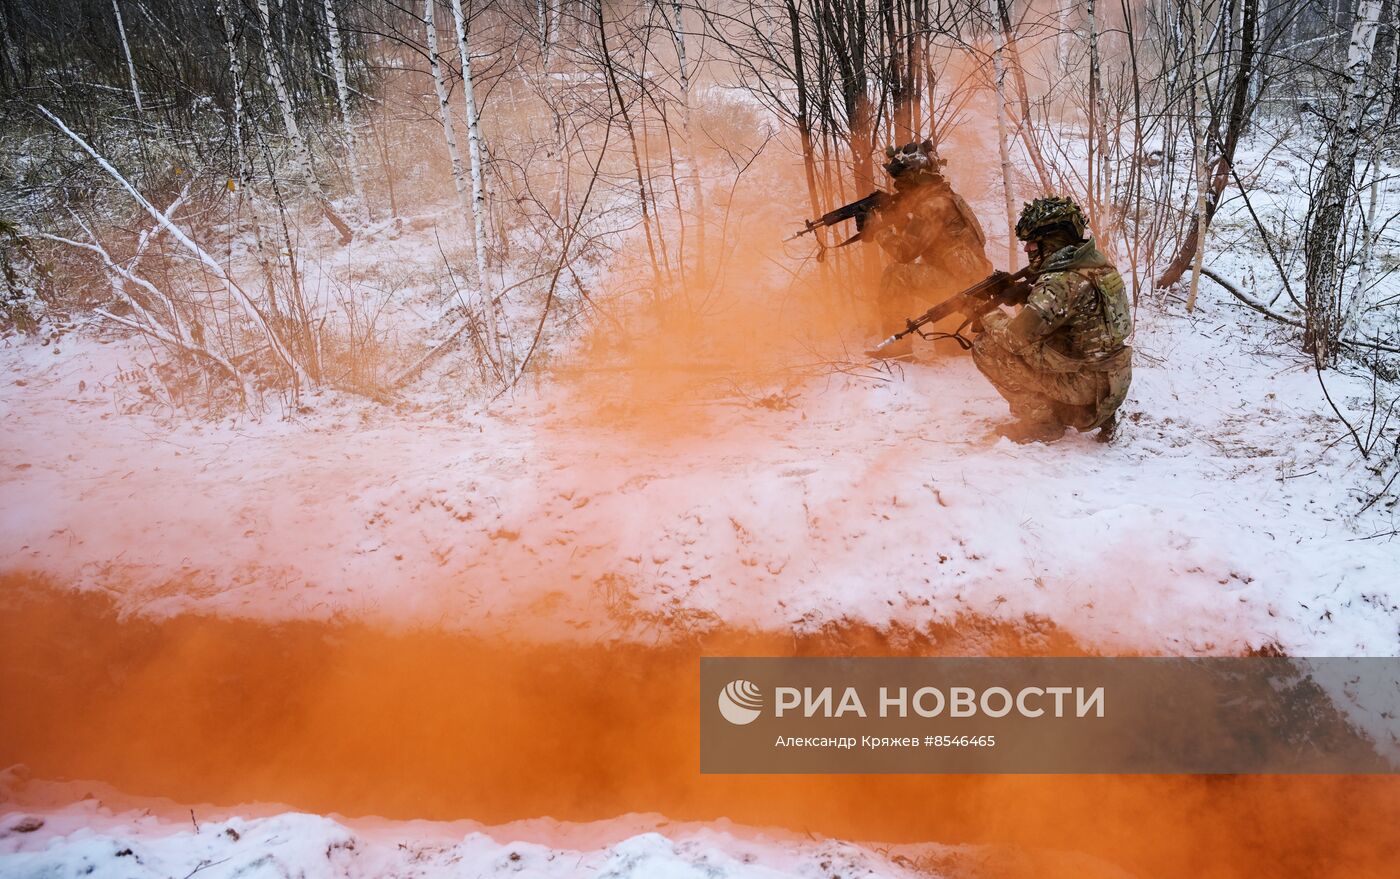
{"left": 1, "top": 282, "right": 1396, "bottom": 657}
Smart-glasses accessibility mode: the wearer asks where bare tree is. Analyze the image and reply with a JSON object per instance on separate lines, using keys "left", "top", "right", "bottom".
{"left": 110, "top": 0, "right": 141, "bottom": 115}
{"left": 253, "top": 0, "right": 354, "bottom": 244}
{"left": 322, "top": 0, "right": 370, "bottom": 221}
{"left": 1303, "top": 0, "right": 1388, "bottom": 362}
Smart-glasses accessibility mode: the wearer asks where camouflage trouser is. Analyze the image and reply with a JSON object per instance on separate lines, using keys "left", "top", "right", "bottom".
{"left": 878, "top": 262, "right": 971, "bottom": 337}
{"left": 971, "top": 332, "right": 1132, "bottom": 430}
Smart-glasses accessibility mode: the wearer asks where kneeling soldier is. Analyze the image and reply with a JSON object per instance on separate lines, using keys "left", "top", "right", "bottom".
{"left": 973, "top": 196, "right": 1133, "bottom": 443}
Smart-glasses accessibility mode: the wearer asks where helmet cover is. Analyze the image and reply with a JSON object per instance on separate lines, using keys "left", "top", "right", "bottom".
{"left": 1015, "top": 196, "right": 1088, "bottom": 241}
{"left": 884, "top": 140, "right": 941, "bottom": 180}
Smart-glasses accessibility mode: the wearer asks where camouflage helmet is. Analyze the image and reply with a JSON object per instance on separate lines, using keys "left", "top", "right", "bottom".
{"left": 883, "top": 139, "right": 943, "bottom": 180}
{"left": 1015, "top": 196, "right": 1088, "bottom": 241}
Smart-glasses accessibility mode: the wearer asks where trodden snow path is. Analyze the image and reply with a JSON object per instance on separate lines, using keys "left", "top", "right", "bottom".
{"left": 1, "top": 296, "right": 1396, "bottom": 656}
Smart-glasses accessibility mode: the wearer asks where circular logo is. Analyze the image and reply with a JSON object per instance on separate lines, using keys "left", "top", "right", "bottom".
{"left": 718, "top": 680, "right": 763, "bottom": 725}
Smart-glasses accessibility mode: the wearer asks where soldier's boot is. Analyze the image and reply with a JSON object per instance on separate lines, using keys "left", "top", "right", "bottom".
{"left": 995, "top": 418, "right": 1067, "bottom": 444}
{"left": 994, "top": 401, "right": 1066, "bottom": 444}
{"left": 1095, "top": 413, "right": 1118, "bottom": 444}
{"left": 1049, "top": 400, "right": 1118, "bottom": 443}
{"left": 865, "top": 335, "right": 915, "bottom": 361}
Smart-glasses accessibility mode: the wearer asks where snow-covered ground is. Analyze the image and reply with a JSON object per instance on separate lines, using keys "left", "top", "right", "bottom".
{"left": 1, "top": 275, "right": 1396, "bottom": 657}
{"left": 1, "top": 776, "right": 1153, "bottom": 879}
{"left": 0, "top": 811, "right": 936, "bottom": 879}
{"left": 0, "top": 796, "right": 935, "bottom": 879}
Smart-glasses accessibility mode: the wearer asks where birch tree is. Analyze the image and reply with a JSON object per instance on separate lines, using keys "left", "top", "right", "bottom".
{"left": 1085, "top": 0, "right": 1105, "bottom": 234}
{"left": 1351, "top": 20, "right": 1400, "bottom": 326}
{"left": 1157, "top": 0, "right": 1263, "bottom": 290}
{"left": 987, "top": 0, "right": 1018, "bottom": 266}
{"left": 990, "top": 0, "right": 1053, "bottom": 194}
{"left": 1303, "top": 0, "right": 1386, "bottom": 362}
{"left": 448, "top": 0, "right": 508, "bottom": 362}
{"left": 110, "top": 0, "right": 142, "bottom": 114}
{"left": 216, "top": 0, "right": 279, "bottom": 298}
{"left": 321, "top": 0, "right": 369, "bottom": 221}
{"left": 424, "top": 0, "right": 474, "bottom": 226}
{"left": 253, "top": 0, "right": 354, "bottom": 243}
{"left": 1184, "top": 0, "right": 1209, "bottom": 312}
{"left": 424, "top": 0, "right": 505, "bottom": 369}
{"left": 1057, "top": 0, "right": 1073, "bottom": 80}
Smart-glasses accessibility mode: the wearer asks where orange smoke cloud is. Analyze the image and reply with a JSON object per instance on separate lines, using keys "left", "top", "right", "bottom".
{"left": 2, "top": 578, "right": 1397, "bottom": 879}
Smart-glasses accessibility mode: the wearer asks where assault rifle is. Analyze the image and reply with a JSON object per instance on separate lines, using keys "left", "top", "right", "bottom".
{"left": 786, "top": 190, "right": 898, "bottom": 250}
{"left": 869, "top": 266, "right": 1035, "bottom": 354}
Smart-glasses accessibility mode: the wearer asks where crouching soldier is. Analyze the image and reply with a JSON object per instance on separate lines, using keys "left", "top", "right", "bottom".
{"left": 867, "top": 141, "right": 993, "bottom": 360}
{"left": 973, "top": 196, "right": 1133, "bottom": 443}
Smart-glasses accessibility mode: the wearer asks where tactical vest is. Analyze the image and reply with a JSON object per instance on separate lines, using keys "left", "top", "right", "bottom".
{"left": 1075, "top": 266, "right": 1132, "bottom": 358}
{"left": 1038, "top": 242, "right": 1132, "bottom": 367}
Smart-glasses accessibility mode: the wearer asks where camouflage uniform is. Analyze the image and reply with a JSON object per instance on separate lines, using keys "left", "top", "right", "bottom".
{"left": 872, "top": 177, "right": 993, "bottom": 337}
{"left": 972, "top": 239, "right": 1133, "bottom": 430}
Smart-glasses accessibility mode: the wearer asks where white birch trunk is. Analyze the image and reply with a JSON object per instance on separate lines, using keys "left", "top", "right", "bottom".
{"left": 425, "top": 0, "right": 504, "bottom": 366}
{"left": 216, "top": 0, "right": 245, "bottom": 190}
{"left": 1339, "top": 0, "right": 1387, "bottom": 329}
{"left": 111, "top": 0, "right": 142, "bottom": 114}
{"left": 1057, "top": 1, "right": 1072, "bottom": 79}
{"left": 1346, "top": 0, "right": 1383, "bottom": 77}
{"left": 543, "top": 64, "right": 570, "bottom": 237}
{"left": 423, "top": 0, "right": 473, "bottom": 223}
{"left": 1086, "top": 0, "right": 1106, "bottom": 232}
{"left": 448, "top": 0, "right": 508, "bottom": 361}
{"left": 537, "top": 0, "right": 549, "bottom": 59}
{"left": 1351, "top": 166, "right": 1386, "bottom": 326}
{"left": 321, "top": 0, "right": 369, "bottom": 221}
{"left": 988, "top": 0, "right": 1018, "bottom": 268}
{"left": 1186, "top": 0, "right": 1209, "bottom": 311}
{"left": 1303, "top": 0, "right": 1382, "bottom": 354}
{"left": 540, "top": 0, "right": 564, "bottom": 224}
{"left": 447, "top": 0, "right": 493, "bottom": 275}
{"left": 38, "top": 104, "right": 312, "bottom": 388}
{"left": 253, "top": 0, "right": 353, "bottom": 242}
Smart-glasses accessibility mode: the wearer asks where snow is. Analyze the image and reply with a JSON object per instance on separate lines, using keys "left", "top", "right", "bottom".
{"left": 1, "top": 272, "right": 1396, "bottom": 656}
{"left": 0, "top": 783, "right": 953, "bottom": 879}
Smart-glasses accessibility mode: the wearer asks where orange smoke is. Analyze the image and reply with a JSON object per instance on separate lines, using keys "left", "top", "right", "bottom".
{"left": 2, "top": 577, "right": 1396, "bottom": 879}
{"left": 549, "top": 129, "right": 991, "bottom": 440}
